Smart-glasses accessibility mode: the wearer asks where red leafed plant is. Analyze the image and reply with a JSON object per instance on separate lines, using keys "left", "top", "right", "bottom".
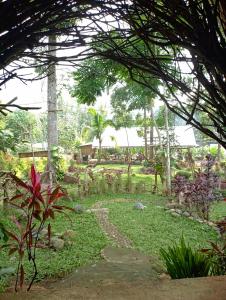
{"left": 3, "top": 165, "right": 72, "bottom": 291}
{"left": 201, "top": 218, "right": 226, "bottom": 275}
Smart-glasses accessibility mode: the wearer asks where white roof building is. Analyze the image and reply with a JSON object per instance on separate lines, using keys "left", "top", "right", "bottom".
{"left": 91, "top": 126, "right": 197, "bottom": 148}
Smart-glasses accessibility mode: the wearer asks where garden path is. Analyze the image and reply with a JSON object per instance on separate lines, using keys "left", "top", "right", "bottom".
{"left": 91, "top": 198, "right": 133, "bottom": 248}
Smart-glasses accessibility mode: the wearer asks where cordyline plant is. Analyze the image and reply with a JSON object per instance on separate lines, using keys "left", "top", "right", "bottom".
{"left": 1, "top": 165, "right": 73, "bottom": 292}
{"left": 201, "top": 218, "right": 226, "bottom": 275}
{"left": 172, "top": 154, "right": 222, "bottom": 220}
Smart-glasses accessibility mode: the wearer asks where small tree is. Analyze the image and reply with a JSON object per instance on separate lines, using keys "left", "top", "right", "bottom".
{"left": 88, "top": 108, "right": 109, "bottom": 162}
{"left": 2, "top": 165, "right": 72, "bottom": 291}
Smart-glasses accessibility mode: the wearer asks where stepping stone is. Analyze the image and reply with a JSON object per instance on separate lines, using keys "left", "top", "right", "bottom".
{"left": 101, "top": 246, "right": 163, "bottom": 273}
{"left": 101, "top": 246, "right": 150, "bottom": 264}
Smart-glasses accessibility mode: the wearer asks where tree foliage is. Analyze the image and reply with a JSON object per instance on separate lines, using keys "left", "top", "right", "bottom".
{"left": 90, "top": 1, "right": 226, "bottom": 147}
{"left": 0, "top": 1, "right": 225, "bottom": 147}
{"left": 5, "top": 110, "right": 42, "bottom": 147}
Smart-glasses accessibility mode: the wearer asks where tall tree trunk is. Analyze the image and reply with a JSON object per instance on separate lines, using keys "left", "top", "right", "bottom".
{"left": 144, "top": 107, "right": 148, "bottom": 159}
{"left": 165, "top": 104, "right": 171, "bottom": 195}
{"left": 98, "top": 138, "right": 102, "bottom": 162}
{"left": 125, "top": 127, "right": 131, "bottom": 172}
{"left": 47, "top": 35, "right": 58, "bottom": 182}
{"left": 125, "top": 127, "right": 132, "bottom": 192}
{"left": 149, "top": 106, "right": 154, "bottom": 160}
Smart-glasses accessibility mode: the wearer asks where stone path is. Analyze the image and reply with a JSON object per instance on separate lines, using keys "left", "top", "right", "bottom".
{"left": 91, "top": 200, "right": 133, "bottom": 248}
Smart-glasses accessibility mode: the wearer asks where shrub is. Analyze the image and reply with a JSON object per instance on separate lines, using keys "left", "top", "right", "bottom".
{"left": 160, "top": 236, "right": 211, "bottom": 279}
{"left": 201, "top": 218, "right": 226, "bottom": 275}
{"left": 201, "top": 240, "right": 226, "bottom": 275}
{"left": 221, "top": 189, "right": 226, "bottom": 198}
{"left": 175, "top": 170, "right": 192, "bottom": 179}
{"left": 172, "top": 154, "right": 222, "bottom": 220}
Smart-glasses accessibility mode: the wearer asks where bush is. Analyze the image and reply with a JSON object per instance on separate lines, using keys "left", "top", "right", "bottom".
{"left": 172, "top": 154, "right": 223, "bottom": 220}
{"left": 220, "top": 189, "right": 226, "bottom": 198}
{"left": 201, "top": 218, "right": 226, "bottom": 276}
{"left": 202, "top": 241, "right": 226, "bottom": 276}
{"left": 160, "top": 236, "right": 211, "bottom": 279}
{"left": 175, "top": 170, "right": 192, "bottom": 179}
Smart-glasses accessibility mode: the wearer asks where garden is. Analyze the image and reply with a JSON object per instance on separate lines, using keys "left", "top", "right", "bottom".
{"left": 0, "top": 1, "right": 226, "bottom": 298}
{"left": 0, "top": 151, "right": 225, "bottom": 293}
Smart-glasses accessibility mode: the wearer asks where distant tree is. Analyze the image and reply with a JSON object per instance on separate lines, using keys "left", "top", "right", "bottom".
{"left": 71, "top": 57, "right": 161, "bottom": 159}
{"left": 57, "top": 97, "right": 92, "bottom": 151}
{"left": 1, "top": 1, "right": 225, "bottom": 147}
{"left": 88, "top": 108, "right": 109, "bottom": 162}
{"left": 5, "top": 110, "right": 41, "bottom": 150}
{"left": 90, "top": 1, "right": 226, "bottom": 147}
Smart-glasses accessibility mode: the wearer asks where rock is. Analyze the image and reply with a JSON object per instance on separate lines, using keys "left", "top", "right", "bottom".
{"left": 51, "top": 237, "right": 65, "bottom": 250}
{"left": 165, "top": 202, "right": 177, "bottom": 209}
{"left": 182, "top": 211, "right": 190, "bottom": 217}
{"left": 188, "top": 216, "right": 195, "bottom": 220}
{"left": 170, "top": 208, "right": 176, "bottom": 212}
{"left": 175, "top": 209, "right": 182, "bottom": 214}
{"left": 159, "top": 273, "right": 171, "bottom": 280}
{"left": 74, "top": 204, "right": 85, "bottom": 214}
{"left": 196, "top": 219, "right": 204, "bottom": 223}
{"left": 40, "top": 228, "right": 48, "bottom": 237}
{"left": 64, "top": 240, "right": 73, "bottom": 247}
{"left": 134, "top": 202, "right": 146, "bottom": 210}
{"left": 207, "top": 221, "right": 215, "bottom": 227}
{"left": 61, "top": 230, "right": 76, "bottom": 240}
{"left": 171, "top": 212, "right": 180, "bottom": 217}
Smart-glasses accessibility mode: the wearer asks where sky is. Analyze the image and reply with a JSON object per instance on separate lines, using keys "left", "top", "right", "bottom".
{"left": 0, "top": 67, "right": 112, "bottom": 115}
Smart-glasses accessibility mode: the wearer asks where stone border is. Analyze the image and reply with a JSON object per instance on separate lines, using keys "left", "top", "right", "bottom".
{"left": 164, "top": 207, "right": 220, "bottom": 234}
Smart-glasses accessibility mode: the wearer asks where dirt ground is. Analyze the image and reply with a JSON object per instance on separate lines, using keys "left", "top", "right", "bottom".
{"left": 2, "top": 276, "right": 226, "bottom": 300}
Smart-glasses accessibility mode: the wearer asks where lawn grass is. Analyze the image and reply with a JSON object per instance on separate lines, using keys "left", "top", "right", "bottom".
{"left": 0, "top": 199, "right": 109, "bottom": 292}
{"left": 210, "top": 201, "right": 226, "bottom": 221}
{"left": 0, "top": 189, "right": 224, "bottom": 292}
{"left": 105, "top": 195, "right": 219, "bottom": 260}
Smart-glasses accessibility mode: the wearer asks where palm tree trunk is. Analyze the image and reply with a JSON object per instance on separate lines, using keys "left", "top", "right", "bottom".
{"left": 149, "top": 106, "right": 154, "bottom": 160}
{"left": 98, "top": 138, "right": 102, "bottom": 162}
{"left": 47, "top": 35, "right": 58, "bottom": 184}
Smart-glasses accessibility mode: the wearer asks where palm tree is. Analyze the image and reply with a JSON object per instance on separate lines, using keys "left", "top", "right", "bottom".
{"left": 88, "top": 108, "right": 109, "bottom": 162}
